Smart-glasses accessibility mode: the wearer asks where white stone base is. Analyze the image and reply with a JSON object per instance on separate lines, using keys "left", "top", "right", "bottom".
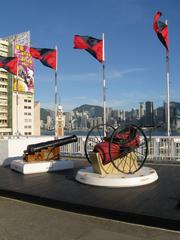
{"left": 10, "top": 159, "right": 74, "bottom": 174}
{"left": 75, "top": 166, "right": 158, "bottom": 188}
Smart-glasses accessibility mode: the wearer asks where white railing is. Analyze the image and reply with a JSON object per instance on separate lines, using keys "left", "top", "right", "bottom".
{"left": 60, "top": 136, "right": 180, "bottom": 162}
{"left": 147, "top": 136, "right": 180, "bottom": 161}
{"left": 61, "top": 137, "right": 86, "bottom": 157}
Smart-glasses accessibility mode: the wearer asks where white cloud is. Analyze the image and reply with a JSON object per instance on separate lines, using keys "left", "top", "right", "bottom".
{"left": 61, "top": 72, "right": 99, "bottom": 81}
{"left": 60, "top": 67, "right": 149, "bottom": 82}
{"left": 107, "top": 68, "right": 149, "bottom": 79}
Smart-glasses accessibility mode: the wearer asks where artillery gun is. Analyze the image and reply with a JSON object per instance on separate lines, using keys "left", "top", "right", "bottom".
{"left": 84, "top": 123, "right": 148, "bottom": 175}
{"left": 23, "top": 135, "right": 78, "bottom": 162}
{"left": 76, "top": 123, "right": 158, "bottom": 187}
{"left": 11, "top": 135, "right": 78, "bottom": 174}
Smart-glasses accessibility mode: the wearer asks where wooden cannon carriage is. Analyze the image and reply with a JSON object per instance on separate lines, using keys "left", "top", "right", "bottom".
{"left": 23, "top": 135, "right": 78, "bottom": 162}
{"left": 10, "top": 135, "right": 78, "bottom": 174}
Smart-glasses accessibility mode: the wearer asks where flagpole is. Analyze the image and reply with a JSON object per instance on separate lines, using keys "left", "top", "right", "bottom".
{"left": 16, "top": 70, "right": 19, "bottom": 137}
{"left": 165, "top": 20, "right": 170, "bottom": 137}
{"left": 14, "top": 38, "right": 19, "bottom": 137}
{"left": 102, "top": 33, "right": 106, "bottom": 136}
{"left": 55, "top": 45, "right": 58, "bottom": 139}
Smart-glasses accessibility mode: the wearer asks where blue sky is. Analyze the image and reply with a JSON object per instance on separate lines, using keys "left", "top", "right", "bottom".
{"left": 1, "top": 0, "right": 180, "bottom": 112}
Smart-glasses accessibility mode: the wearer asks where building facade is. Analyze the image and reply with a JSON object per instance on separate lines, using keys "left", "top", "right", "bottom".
{"left": 145, "top": 101, "right": 154, "bottom": 126}
{"left": 0, "top": 32, "right": 40, "bottom": 136}
{"left": 0, "top": 40, "right": 12, "bottom": 136}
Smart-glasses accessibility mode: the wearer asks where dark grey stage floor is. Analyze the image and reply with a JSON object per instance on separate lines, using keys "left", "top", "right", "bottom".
{"left": 0, "top": 160, "right": 180, "bottom": 231}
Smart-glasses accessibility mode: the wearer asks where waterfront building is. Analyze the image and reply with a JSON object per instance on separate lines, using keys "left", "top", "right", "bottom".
{"left": 138, "top": 102, "right": 145, "bottom": 120}
{"left": 97, "top": 116, "right": 103, "bottom": 125}
{"left": 72, "top": 118, "right": 78, "bottom": 130}
{"left": 170, "top": 102, "right": 180, "bottom": 131}
{"left": 46, "top": 115, "right": 52, "bottom": 129}
{"left": 154, "top": 106, "right": 165, "bottom": 126}
{"left": 64, "top": 112, "right": 73, "bottom": 130}
{"left": 0, "top": 31, "right": 40, "bottom": 136}
{"left": 0, "top": 39, "right": 11, "bottom": 136}
{"left": 88, "top": 118, "right": 94, "bottom": 128}
{"left": 111, "top": 109, "right": 119, "bottom": 119}
{"left": 40, "top": 120, "right": 44, "bottom": 129}
{"left": 79, "top": 113, "right": 88, "bottom": 130}
{"left": 131, "top": 108, "right": 139, "bottom": 120}
{"left": 120, "top": 110, "right": 126, "bottom": 122}
{"left": 106, "top": 107, "right": 112, "bottom": 122}
{"left": 88, "top": 117, "right": 103, "bottom": 128}
{"left": 145, "top": 101, "right": 154, "bottom": 126}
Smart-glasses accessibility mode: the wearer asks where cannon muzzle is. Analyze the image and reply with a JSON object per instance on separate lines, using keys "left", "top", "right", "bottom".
{"left": 25, "top": 135, "right": 78, "bottom": 155}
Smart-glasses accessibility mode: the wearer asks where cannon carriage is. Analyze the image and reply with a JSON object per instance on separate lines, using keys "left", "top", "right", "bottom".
{"left": 11, "top": 135, "right": 78, "bottom": 174}
{"left": 84, "top": 123, "right": 148, "bottom": 175}
{"left": 23, "top": 135, "right": 78, "bottom": 162}
{"left": 76, "top": 123, "right": 158, "bottom": 187}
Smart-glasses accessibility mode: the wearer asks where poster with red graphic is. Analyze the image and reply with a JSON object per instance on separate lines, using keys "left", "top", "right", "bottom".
{"left": 13, "top": 44, "right": 34, "bottom": 94}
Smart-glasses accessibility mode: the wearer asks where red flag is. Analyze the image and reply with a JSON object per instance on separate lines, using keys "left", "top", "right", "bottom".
{"left": 153, "top": 11, "right": 168, "bottom": 49}
{"left": 74, "top": 35, "right": 103, "bottom": 63}
{"left": 30, "top": 48, "right": 57, "bottom": 70}
{"left": 0, "top": 56, "right": 18, "bottom": 75}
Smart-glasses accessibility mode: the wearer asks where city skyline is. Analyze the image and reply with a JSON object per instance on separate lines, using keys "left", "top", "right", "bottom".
{"left": 41, "top": 100, "right": 180, "bottom": 133}
{"left": 0, "top": 0, "right": 180, "bottom": 112}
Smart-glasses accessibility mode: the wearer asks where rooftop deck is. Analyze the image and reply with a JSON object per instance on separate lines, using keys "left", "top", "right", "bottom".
{"left": 0, "top": 159, "right": 180, "bottom": 232}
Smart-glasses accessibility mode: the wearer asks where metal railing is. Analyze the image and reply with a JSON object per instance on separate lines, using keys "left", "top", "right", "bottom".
{"left": 60, "top": 136, "right": 180, "bottom": 162}
{"left": 147, "top": 136, "right": 180, "bottom": 162}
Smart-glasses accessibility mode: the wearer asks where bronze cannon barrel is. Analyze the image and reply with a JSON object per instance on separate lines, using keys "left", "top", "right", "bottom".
{"left": 25, "top": 135, "right": 78, "bottom": 154}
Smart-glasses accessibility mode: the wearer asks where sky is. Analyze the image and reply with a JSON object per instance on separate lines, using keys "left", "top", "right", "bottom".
{"left": 0, "top": 0, "right": 180, "bottom": 112}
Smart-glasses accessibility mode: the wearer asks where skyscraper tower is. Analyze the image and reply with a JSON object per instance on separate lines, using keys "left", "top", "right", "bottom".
{"left": 145, "top": 101, "right": 154, "bottom": 126}
{"left": 138, "top": 102, "right": 145, "bottom": 120}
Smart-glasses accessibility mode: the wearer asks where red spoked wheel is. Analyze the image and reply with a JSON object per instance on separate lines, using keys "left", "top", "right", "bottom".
{"left": 84, "top": 124, "right": 115, "bottom": 164}
{"left": 109, "top": 124, "right": 148, "bottom": 174}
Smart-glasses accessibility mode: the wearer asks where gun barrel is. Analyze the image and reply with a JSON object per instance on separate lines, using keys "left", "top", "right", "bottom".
{"left": 25, "top": 135, "right": 78, "bottom": 154}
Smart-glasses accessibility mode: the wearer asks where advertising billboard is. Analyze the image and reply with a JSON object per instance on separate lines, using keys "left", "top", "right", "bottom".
{"left": 13, "top": 44, "right": 34, "bottom": 94}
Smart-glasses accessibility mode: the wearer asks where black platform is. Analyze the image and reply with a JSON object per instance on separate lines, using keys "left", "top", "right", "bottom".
{"left": 0, "top": 160, "right": 180, "bottom": 231}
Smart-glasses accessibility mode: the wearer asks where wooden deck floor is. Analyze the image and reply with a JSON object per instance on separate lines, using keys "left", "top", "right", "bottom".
{"left": 0, "top": 160, "right": 180, "bottom": 231}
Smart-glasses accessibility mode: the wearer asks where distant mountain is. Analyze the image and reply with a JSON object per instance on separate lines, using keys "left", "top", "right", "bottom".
{"left": 40, "top": 108, "right": 54, "bottom": 122}
{"left": 73, "top": 104, "right": 103, "bottom": 117}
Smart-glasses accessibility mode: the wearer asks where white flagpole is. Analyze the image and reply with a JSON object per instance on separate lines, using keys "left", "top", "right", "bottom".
{"left": 102, "top": 33, "right": 106, "bottom": 136}
{"left": 55, "top": 45, "right": 58, "bottom": 139}
{"left": 165, "top": 20, "right": 171, "bottom": 136}
{"left": 14, "top": 38, "right": 19, "bottom": 137}
{"left": 16, "top": 70, "right": 19, "bottom": 137}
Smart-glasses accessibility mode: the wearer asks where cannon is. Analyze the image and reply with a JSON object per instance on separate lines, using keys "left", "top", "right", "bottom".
{"left": 84, "top": 124, "right": 148, "bottom": 174}
{"left": 23, "top": 135, "right": 78, "bottom": 162}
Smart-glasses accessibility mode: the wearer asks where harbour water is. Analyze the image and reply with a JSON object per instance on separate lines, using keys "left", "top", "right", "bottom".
{"left": 41, "top": 129, "right": 180, "bottom": 137}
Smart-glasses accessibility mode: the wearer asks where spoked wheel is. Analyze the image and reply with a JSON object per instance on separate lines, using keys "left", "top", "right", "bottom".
{"left": 109, "top": 124, "right": 148, "bottom": 174}
{"left": 84, "top": 124, "right": 115, "bottom": 164}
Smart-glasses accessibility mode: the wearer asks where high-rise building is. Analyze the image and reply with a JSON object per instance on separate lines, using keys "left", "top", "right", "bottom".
{"left": 145, "top": 101, "right": 154, "bottom": 126}
{"left": 138, "top": 102, "right": 145, "bottom": 120}
{"left": 0, "top": 40, "right": 11, "bottom": 136}
{"left": 169, "top": 102, "right": 180, "bottom": 131}
{"left": 106, "top": 107, "right": 112, "bottom": 121}
{"left": 47, "top": 115, "right": 52, "bottom": 127}
{"left": 154, "top": 106, "right": 165, "bottom": 125}
{"left": 0, "top": 31, "right": 40, "bottom": 136}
